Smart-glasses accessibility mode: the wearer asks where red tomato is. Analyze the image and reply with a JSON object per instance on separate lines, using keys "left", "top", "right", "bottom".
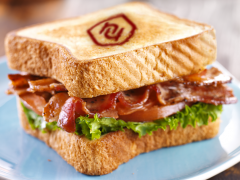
{"left": 119, "top": 102, "right": 188, "bottom": 122}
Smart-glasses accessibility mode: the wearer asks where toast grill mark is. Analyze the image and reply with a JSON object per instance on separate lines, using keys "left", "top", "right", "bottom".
{"left": 87, "top": 14, "right": 137, "bottom": 46}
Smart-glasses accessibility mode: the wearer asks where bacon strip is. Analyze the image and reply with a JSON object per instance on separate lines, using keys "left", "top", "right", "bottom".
{"left": 43, "top": 92, "right": 69, "bottom": 122}
{"left": 20, "top": 93, "right": 47, "bottom": 115}
{"left": 175, "top": 67, "right": 232, "bottom": 86}
{"left": 117, "top": 85, "right": 161, "bottom": 115}
{"left": 7, "top": 74, "right": 41, "bottom": 95}
{"left": 8, "top": 67, "right": 238, "bottom": 133}
{"left": 8, "top": 74, "right": 40, "bottom": 88}
{"left": 49, "top": 83, "right": 67, "bottom": 92}
{"left": 157, "top": 82, "right": 237, "bottom": 105}
{"left": 84, "top": 93, "right": 119, "bottom": 113}
{"left": 6, "top": 87, "right": 28, "bottom": 96}
{"left": 58, "top": 97, "right": 90, "bottom": 133}
{"left": 7, "top": 74, "right": 67, "bottom": 96}
{"left": 117, "top": 87, "right": 150, "bottom": 115}
{"left": 28, "top": 78, "right": 67, "bottom": 93}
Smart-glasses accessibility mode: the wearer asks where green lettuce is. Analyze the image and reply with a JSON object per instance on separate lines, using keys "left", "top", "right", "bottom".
{"left": 21, "top": 102, "right": 222, "bottom": 140}
{"left": 21, "top": 102, "right": 60, "bottom": 133}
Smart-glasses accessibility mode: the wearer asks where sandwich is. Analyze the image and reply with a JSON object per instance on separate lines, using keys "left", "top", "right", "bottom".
{"left": 5, "top": 2, "right": 237, "bottom": 175}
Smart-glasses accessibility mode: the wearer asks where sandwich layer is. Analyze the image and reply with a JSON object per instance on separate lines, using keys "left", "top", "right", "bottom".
{"left": 18, "top": 98, "right": 220, "bottom": 175}
{"left": 5, "top": 2, "right": 216, "bottom": 98}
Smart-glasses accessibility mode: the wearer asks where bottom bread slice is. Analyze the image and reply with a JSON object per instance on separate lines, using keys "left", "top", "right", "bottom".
{"left": 18, "top": 99, "right": 220, "bottom": 175}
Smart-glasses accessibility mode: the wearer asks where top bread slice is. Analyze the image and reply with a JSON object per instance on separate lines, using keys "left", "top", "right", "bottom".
{"left": 5, "top": 2, "right": 217, "bottom": 98}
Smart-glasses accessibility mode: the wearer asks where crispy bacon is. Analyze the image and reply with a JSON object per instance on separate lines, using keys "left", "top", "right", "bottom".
{"left": 8, "top": 74, "right": 40, "bottom": 88}
{"left": 8, "top": 67, "right": 238, "bottom": 133}
{"left": 117, "top": 85, "right": 161, "bottom": 115}
{"left": 28, "top": 78, "right": 67, "bottom": 93}
{"left": 176, "top": 67, "right": 232, "bottom": 86}
{"left": 7, "top": 74, "right": 67, "bottom": 96}
{"left": 118, "top": 87, "right": 150, "bottom": 107}
{"left": 6, "top": 74, "right": 41, "bottom": 95}
{"left": 28, "top": 78, "right": 57, "bottom": 92}
{"left": 83, "top": 93, "right": 120, "bottom": 119}
{"left": 6, "top": 87, "right": 28, "bottom": 95}
{"left": 117, "top": 87, "right": 150, "bottom": 114}
{"left": 49, "top": 83, "right": 67, "bottom": 92}
{"left": 58, "top": 97, "right": 90, "bottom": 132}
{"left": 157, "top": 82, "right": 237, "bottom": 105}
{"left": 20, "top": 93, "right": 47, "bottom": 115}
{"left": 43, "top": 93, "right": 69, "bottom": 122}
{"left": 84, "top": 93, "right": 119, "bottom": 113}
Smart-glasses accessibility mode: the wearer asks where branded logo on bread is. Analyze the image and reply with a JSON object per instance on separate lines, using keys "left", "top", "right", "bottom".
{"left": 87, "top": 14, "right": 137, "bottom": 46}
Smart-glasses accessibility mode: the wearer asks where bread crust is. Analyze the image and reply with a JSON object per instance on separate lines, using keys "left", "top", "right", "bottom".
{"left": 17, "top": 98, "right": 220, "bottom": 175}
{"left": 5, "top": 2, "right": 217, "bottom": 98}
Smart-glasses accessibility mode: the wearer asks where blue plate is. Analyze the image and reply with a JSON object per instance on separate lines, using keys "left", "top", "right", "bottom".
{"left": 0, "top": 56, "right": 240, "bottom": 180}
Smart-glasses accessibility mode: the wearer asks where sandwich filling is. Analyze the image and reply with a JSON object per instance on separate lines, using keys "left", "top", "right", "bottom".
{"left": 7, "top": 67, "right": 237, "bottom": 140}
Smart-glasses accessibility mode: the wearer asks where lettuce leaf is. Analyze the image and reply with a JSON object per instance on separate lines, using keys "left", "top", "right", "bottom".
{"left": 21, "top": 102, "right": 222, "bottom": 140}
{"left": 21, "top": 102, "right": 60, "bottom": 133}
{"left": 75, "top": 103, "right": 222, "bottom": 140}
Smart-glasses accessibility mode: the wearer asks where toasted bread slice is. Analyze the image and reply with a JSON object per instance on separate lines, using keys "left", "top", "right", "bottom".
{"left": 6, "top": 2, "right": 216, "bottom": 98}
{"left": 17, "top": 98, "right": 220, "bottom": 175}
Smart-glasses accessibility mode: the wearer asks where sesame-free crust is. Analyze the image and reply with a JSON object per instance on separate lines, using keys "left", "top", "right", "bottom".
{"left": 18, "top": 98, "right": 220, "bottom": 175}
{"left": 5, "top": 2, "right": 216, "bottom": 98}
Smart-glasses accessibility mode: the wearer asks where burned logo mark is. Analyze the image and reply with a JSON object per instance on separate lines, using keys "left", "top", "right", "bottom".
{"left": 99, "top": 22, "right": 124, "bottom": 41}
{"left": 87, "top": 14, "right": 137, "bottom": 46}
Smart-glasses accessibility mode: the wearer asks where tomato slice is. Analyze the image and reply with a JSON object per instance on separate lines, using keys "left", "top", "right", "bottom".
{"left": 118, "top": 102, "right": 188, "bottom": 122}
